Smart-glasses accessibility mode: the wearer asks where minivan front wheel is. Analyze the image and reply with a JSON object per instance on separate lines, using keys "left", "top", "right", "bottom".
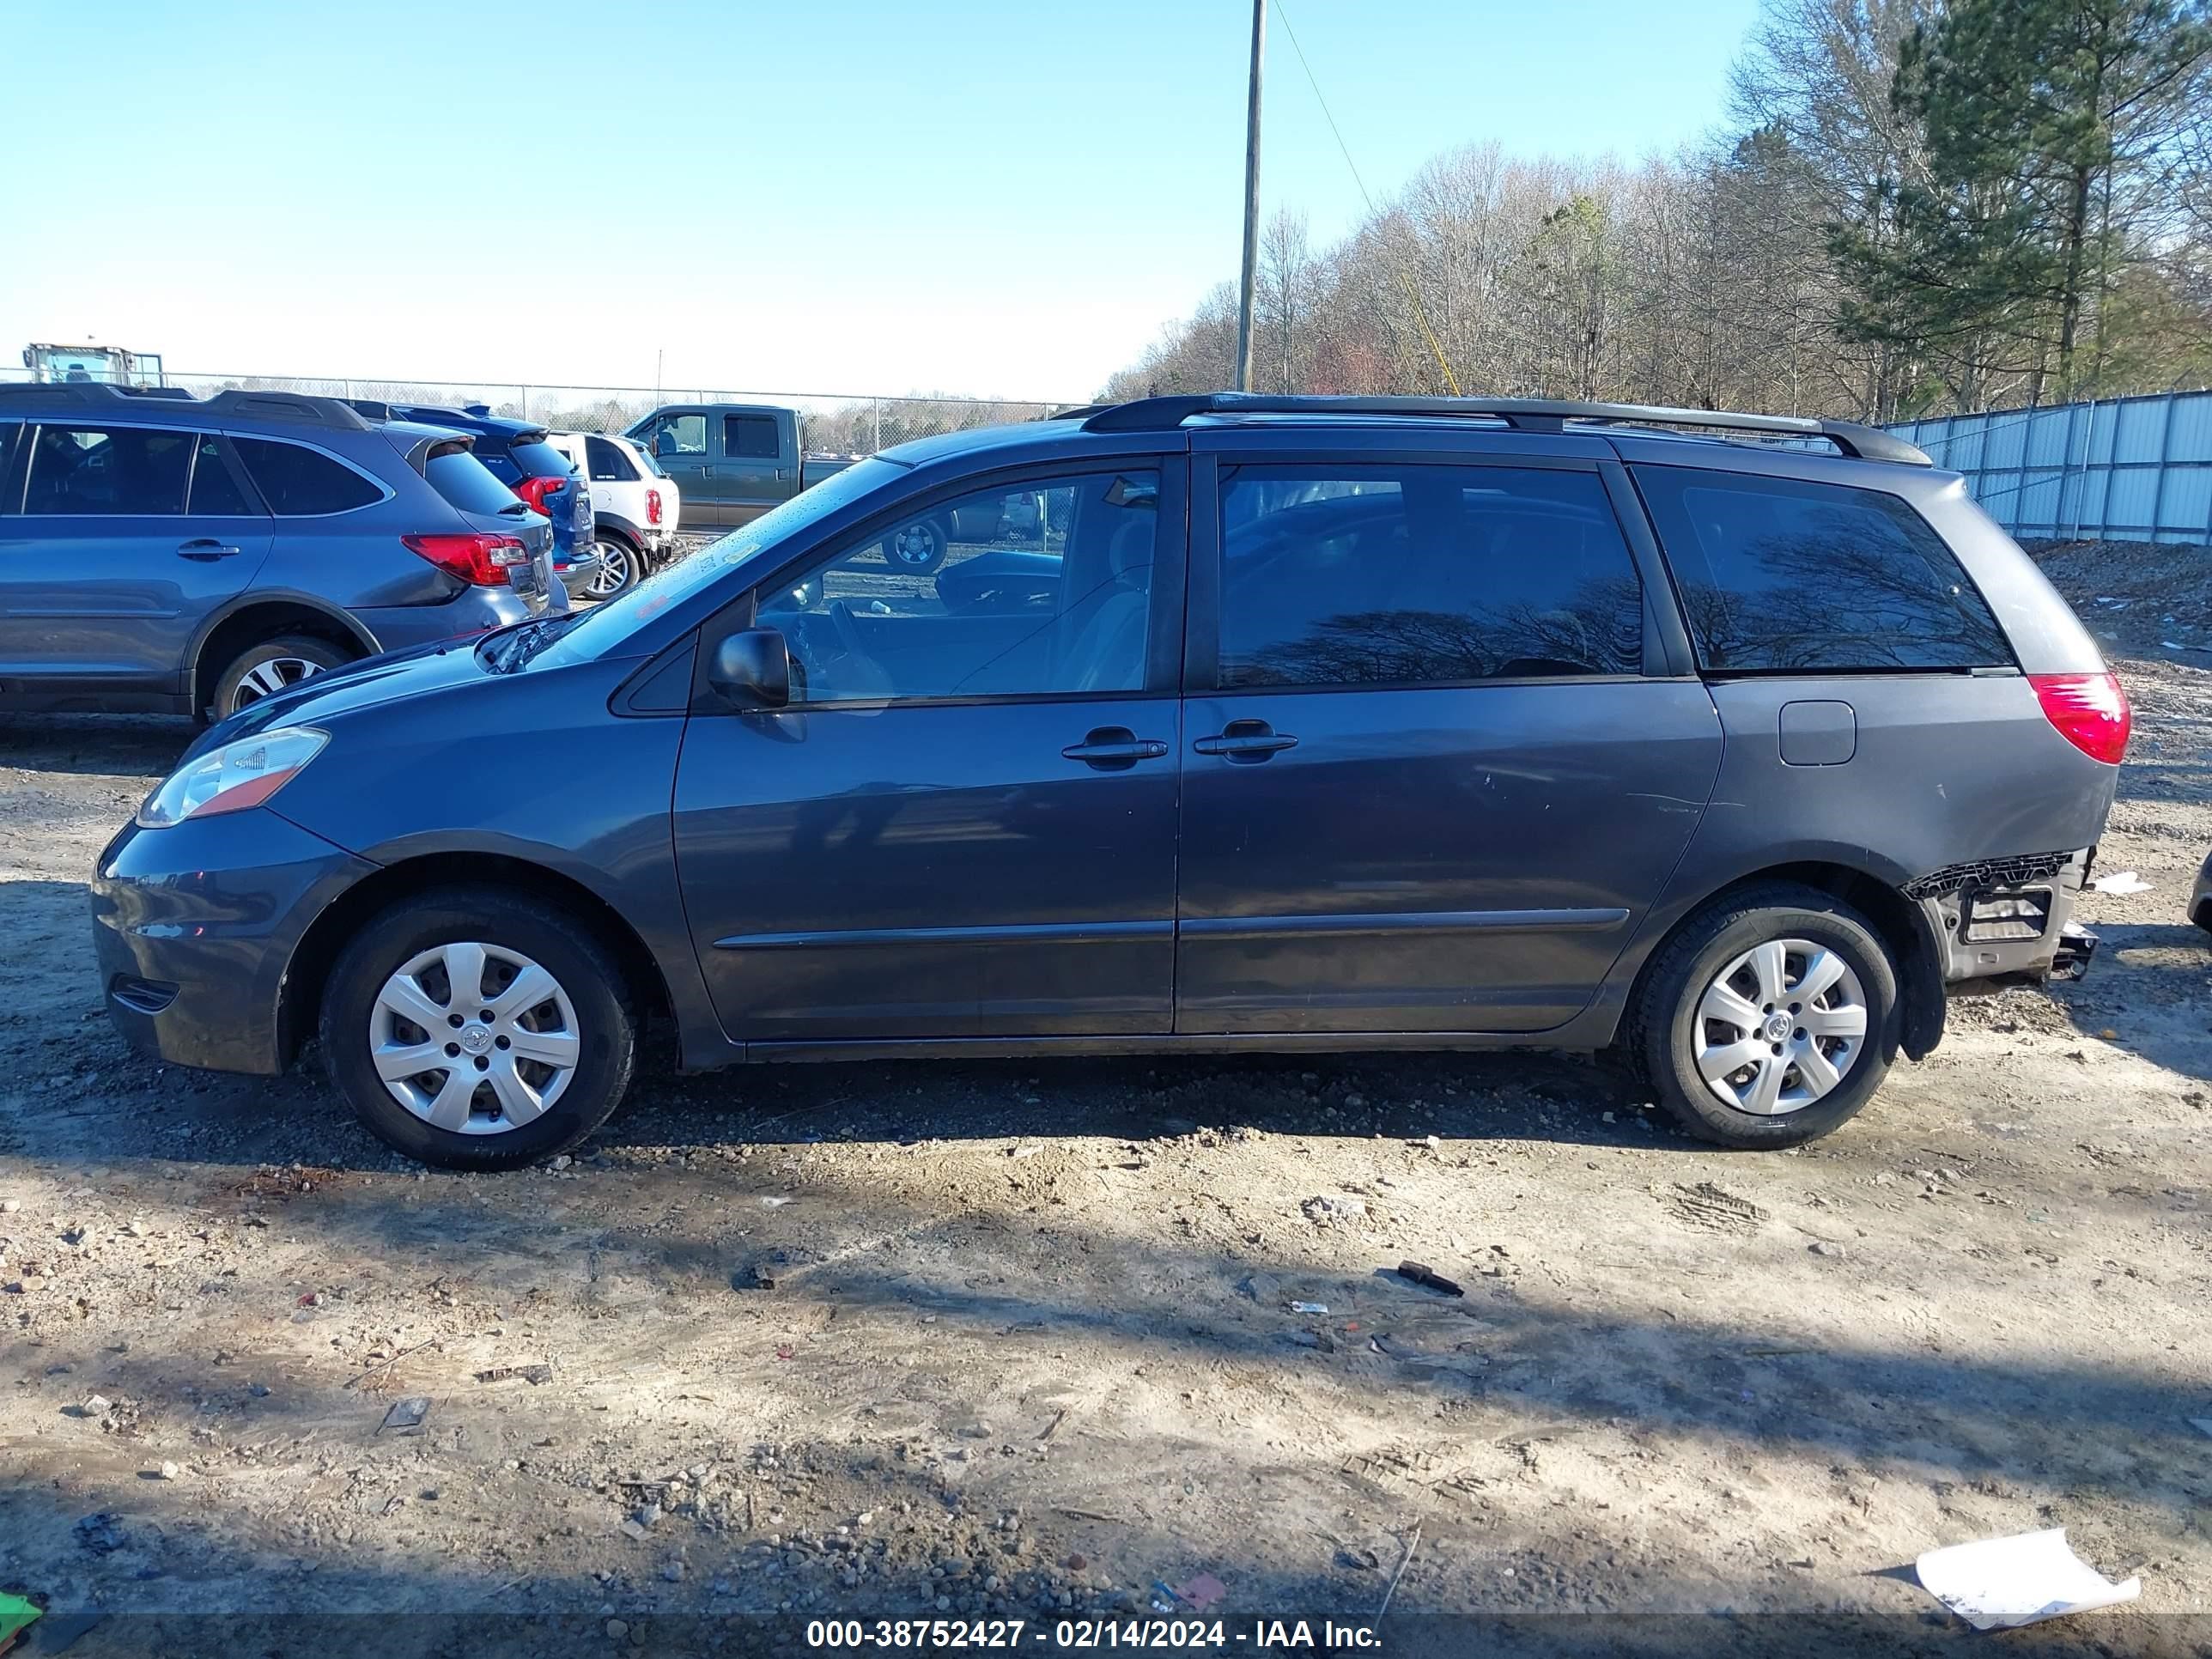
{"left": 320, "top": 890, "right": 636, "bottom": 1171}
{"left": 1632, "top": 884, "right": 1899, "bottom": 1148}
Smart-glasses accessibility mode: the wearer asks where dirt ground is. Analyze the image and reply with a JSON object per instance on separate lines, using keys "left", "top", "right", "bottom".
{"left": 2, "top": 544, "right": 2209, "bottom": 1657}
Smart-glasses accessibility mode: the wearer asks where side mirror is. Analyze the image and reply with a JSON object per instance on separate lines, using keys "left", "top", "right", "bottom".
{"left": 708, "top": 628, "right": 791, "bottom": 708}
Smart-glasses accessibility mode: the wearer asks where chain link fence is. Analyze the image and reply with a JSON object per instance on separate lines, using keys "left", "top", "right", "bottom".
{"left": 0, "top": 366, "right": 1075, "bottom": 453}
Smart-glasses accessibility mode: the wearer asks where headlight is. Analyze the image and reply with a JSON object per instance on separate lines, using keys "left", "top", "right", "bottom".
{"left": 137, "top": 727, "right": 329, "bottom": 829}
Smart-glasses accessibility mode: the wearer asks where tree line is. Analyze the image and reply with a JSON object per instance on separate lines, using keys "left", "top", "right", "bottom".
{"left": 1104, "top": 0, "right": 2212, "bottom": 420}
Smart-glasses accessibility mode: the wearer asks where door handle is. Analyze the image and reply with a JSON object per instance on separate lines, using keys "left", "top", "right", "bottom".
{"left": 176, "top": 538, "right": 242, "bottom": 561}
{"left": 1194, "top": 718, "right": 1297, "bottom": 761}
{"left": 1062, "top": 726, "right": 1170, "bottom": 769}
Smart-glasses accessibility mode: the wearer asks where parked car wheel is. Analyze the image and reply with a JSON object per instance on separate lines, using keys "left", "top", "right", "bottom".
{"left": 1631, "top": 883, "right": 1898, "bottom": 1149}
{"left": 580, "top": 535, "right": 641, "bottom": 599}
{"left": 319, "top": 890, "right": 637, "bottom": 1172}
{"left": 214, "top": 635, "right": 351, "bottom": 720}
{"left": 882, "top": 516, "right": 951, "bottom": 574}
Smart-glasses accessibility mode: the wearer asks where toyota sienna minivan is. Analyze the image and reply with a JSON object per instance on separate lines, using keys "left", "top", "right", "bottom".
{"left": 90, "top": 394, "right": 2126, "bottom": 1170}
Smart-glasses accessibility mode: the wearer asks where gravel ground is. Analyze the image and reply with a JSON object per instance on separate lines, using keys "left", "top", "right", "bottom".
{"left": 1, "top": 547, "right": 2209, "bottom": 1656}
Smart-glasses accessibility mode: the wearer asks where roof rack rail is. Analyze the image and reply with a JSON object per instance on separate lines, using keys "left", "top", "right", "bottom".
{"left": 204, "top": 389, "right": 370, "bottom": 431}
{"left": 0, "top": 380, "right": 371, "bottom": 431}
{"left": 1081, "top": 392, "right": 1929, "bottom": 465}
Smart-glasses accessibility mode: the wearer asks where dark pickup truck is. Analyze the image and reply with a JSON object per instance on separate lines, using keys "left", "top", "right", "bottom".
{"left": 625, "top": 403, "right": 857, "bottom": 532}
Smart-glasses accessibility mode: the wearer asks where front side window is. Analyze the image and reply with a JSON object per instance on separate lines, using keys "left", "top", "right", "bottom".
{"left": 1634, "top": 467, "right": 2012, "bottom": 672}
{"left": 585, "top": 434, "right": 636, "bottom": 483}
{"left": 23, "top": 424, "right": 194, "bottom": 514}
{"left": 642, "top": 412, "right": 707, "bottom": 458}
{"left": 726, "top": 414, "right": 780, "bottom": 459}
{"left": 1217, "top": 465, "right": 1642, "bottom": 688}
{"left": 232, "top": 437, "right": 382, "bottom": 515}
{"left": 757, "top": 470, "right": 1159, "bottom": 703}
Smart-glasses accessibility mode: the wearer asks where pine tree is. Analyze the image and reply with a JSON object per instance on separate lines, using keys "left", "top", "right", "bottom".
{"left": 1834, "top": 0, "right": 2210, "bottom": 409}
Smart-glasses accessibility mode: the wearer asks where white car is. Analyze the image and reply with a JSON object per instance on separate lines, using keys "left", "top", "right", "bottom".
{"left": 546, "top": 430, "right": 682, "bottom": 599}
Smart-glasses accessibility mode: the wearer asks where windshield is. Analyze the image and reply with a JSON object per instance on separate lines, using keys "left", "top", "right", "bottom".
{"left": 526, "top": 457, "right": 907, "bottom": 668}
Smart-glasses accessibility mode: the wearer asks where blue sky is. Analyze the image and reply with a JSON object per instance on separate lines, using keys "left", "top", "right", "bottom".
{"left": 1, "top": 0, "right": 1760, "bottom": 400}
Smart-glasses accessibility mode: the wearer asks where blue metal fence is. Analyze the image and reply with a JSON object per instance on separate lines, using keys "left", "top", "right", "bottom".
{"left": 1886, "top": 390, "right": 2212, "bottom": 545}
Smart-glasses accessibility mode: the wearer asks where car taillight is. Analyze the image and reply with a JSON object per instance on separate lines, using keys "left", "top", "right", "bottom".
{"left": 403, "top": 532, "right": 532, "bottom": 586}
{"left": 646, "top": 488, "right": 663, "bottom": 526}
{"left": 513, "top": 475, "right": 562, "bottom": 514}
{"left": 2030, "top": 672, "right": 2130, "bottom": 764}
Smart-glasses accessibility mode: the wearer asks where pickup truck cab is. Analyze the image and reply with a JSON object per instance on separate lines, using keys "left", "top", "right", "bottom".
{"left": 625, "top": 403, "right": 854, "bottom": 531}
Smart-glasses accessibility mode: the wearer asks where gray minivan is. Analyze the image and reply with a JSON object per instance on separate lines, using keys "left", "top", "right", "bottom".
{"left": 0, "top": 383, "right": 561, "bottom": 721}
{"left": 91, "top": 395, "right": 2125, "bottom": 1171}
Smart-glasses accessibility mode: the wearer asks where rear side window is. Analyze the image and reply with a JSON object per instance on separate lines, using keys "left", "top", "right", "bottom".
{"left": 726, "top": 414, "right": 780, "bottom": 459}
{"left": 186, "top": 437, "right": 256, "bottom": 514}
{"left": 585, "top": 434, "right": 636, "bottom": 483}
{"left": 23, "top": 424, "right": 194, "bottom": 514}
{"left": 424, "top": 443, "right": 523, "bottom": 516}
{"left": 1635, "top": 468, "right": 2011, "bottom": 672}
{"left": 232, "top": 437, "right": 383, "bottom": 515}
{"left": 1217, "top": 465, "right": 1643, "bottom": 688}
{"left": 507, "top": 439, "right": 573, "bottom": 483}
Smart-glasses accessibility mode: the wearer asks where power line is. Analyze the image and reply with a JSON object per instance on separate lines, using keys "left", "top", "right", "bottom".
{"left": 1272, "top": 0, "right": 1462, "bottom": 396}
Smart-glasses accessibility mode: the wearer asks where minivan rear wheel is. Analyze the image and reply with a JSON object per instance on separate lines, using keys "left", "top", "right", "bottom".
{"left": 1631, "top": 883, "right": 1899, "bottom": 1148}
{"left": 319, "top": 890, "right": 636, "bottom": 1171}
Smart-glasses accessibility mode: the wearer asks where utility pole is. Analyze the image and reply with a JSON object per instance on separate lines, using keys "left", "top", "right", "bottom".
{"left": 1234, "top": 0, "right": 1265, "bottom": 393}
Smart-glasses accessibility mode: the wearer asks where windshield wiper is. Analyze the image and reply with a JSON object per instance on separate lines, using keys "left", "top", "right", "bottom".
{"left": 478, "top": 611, "right": 584, "bottom": 673}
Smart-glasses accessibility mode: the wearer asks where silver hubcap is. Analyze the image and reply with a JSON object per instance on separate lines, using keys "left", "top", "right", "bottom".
{"left": 369, "top": 942, "right": 580, "bottom": 1135}
{"left": 1694, "top": 938, "right": 1869, "bottom": 1115}
{"left": 582, "top": 540, "right": 633, "bottom": 598}
{"left": 231, "top": 656, "right": 322, "bottom": 711}
{"left": 889, "top": 523, "right": 939, "bottom": 566}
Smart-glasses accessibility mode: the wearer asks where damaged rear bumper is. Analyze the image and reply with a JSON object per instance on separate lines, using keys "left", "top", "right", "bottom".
{"left": 1906, "top": 848, "right": 2095, "bottom": 996}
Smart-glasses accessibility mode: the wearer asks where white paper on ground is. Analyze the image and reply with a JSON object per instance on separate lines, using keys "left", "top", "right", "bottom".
{"left": 1915, "top": 1527, "right": 2141, "bottom": 1631}
{"left": 2091, "top": 870, "right": 2151, "bottom": 895}
{"left": 2190, "top": 1417, "right": 2212, "bottom": 1439}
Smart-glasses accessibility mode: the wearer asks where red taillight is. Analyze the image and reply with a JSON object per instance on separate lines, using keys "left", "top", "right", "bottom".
{"left": 512, "top": 475, "right": 562, "bottom": 514}
{"left": 403, "top": 533, "right": 532, "bottom": 586}
{"left": 2030, "top": 672, "right": 2130, "bottom": 764}
{"left": 646, "top": 487, "right": 663, "bottom": 526}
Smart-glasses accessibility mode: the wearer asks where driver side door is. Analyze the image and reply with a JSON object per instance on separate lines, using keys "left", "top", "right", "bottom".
{"left": 672, "top": 459, "right": 1186, "bottom": 1045}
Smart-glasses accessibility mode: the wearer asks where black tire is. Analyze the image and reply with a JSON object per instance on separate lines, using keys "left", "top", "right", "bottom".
{"left": 1628, "top": 882, "right": 1899, "bottom": 1149}
{"left": 582, "top": 532, "right": 641, "bottom": 599}
{"left": 210, "top": 635, "right": 351, "bottom": 721}
{"left": 319, "top": 889, "right": 637, "bottom": 1171}
{"left": 882, "top": 515, "right": 951, "bottom": 574}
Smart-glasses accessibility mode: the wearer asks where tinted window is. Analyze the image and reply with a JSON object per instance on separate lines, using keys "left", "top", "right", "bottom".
{"left": 1634, "top": 468, "right": 2011, "bottom": 672}
{"left": 23, "top": 424, "right": 193, "bottom": 514}
{"left": 758, "top": 470, "right": 1158, "bottom": 702}
{"left": 507, "top": 439, "right": 572, "bottom": 483}
{"left": 186, "top": 437, "right": 255, "bottom": 514}
{"left": 424, "top": 444, "right": 524, "bottom": 516}
{"left": 233, "top": 437, "right": 381, "bottom": 515}
{"left": 585, "top": 435, "right": 636, "bottom": 483}
{"left": 726, "top": 414, "right": 780, "bottom": 459}
{"left": 642, "top": 412, "right": 707, "bottom": 457}
{"left": 477, "top": 452, "right": 523, "bottom": 484}
{"left": 1217, "top": 465, "right": 1642, "bottom": 687}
